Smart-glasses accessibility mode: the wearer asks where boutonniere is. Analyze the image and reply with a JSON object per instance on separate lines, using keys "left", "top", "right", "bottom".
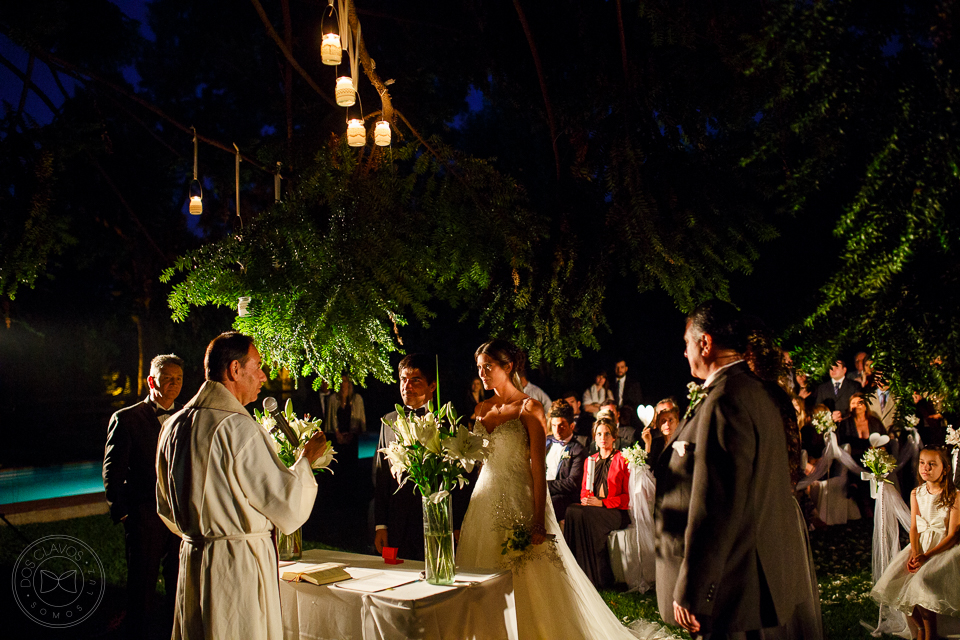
{"left": 672, "top": 440, "right": 691, "bottom": 457}
{"left": 684, "top": 382, "right": 707, "bottom": 419}
{"left": 560, "top": 450, "right": 571, "bottom": 460}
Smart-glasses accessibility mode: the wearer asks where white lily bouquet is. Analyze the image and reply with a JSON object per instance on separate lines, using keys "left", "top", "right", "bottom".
{"left": 254, "top": 399, "right": 336, "bottom": 473}
{"left": 381, "top": 400, "right": 488, "bottom": 584}
{"left": 621, "top": 442, "right": 649, "bottom": 468}
{"left": 862, "top": 446, "right": 897, "bottom": 482}
{"left": 946, "top": 425, "right": 960, "bottom": 449}
{"left": 812, "top": 409, "right": 835, "bottom": 435}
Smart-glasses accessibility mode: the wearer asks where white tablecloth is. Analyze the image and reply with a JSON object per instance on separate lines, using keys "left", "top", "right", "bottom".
{"left": 279, "top": 549, "right": 517, "bottom": 640}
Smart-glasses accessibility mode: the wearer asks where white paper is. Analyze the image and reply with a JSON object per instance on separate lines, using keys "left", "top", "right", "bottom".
{"left": 332, "top": 570, "right": 422, "bottom": 593}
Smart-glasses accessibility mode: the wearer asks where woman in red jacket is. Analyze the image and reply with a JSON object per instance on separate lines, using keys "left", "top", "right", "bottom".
{"left": 563, "top": 415, "right": 631, "bottom": 588}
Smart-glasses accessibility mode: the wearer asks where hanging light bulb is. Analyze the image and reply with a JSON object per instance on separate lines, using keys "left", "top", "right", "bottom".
{"left": 321, "top": 33, "right": 342, "bottom": 66}
{"left": 374, "top": 120, "right": 391, "bottom": 146}
{"left": 336, "top": 77, "right": 356, "bottom": 107}
{"left": 347, "top": 119, "right": 365, "bottom": 147}
{"left": 189, "top": 127, "right": 203, "bottom": 215}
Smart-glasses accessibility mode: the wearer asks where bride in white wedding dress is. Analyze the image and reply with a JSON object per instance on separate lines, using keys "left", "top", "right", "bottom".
{"left": 456, "top": 340, "right": 677, "bottom": 640}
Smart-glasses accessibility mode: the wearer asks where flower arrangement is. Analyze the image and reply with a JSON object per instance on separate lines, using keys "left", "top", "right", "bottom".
{"left": 621, "top": 442, "right": 649, "bottom": 468}
{"left": 500, "top": 524, "right": 533, "bottom": 556}
{"left": 380, "top": 402, "right": 488, "bottom": 500}
{"left": 946, "top": 425, "right": 960, "bottom": 449}
{"left": 905, "top": 413, "right": 920, "bottom": 427}
{"left": 862, "top": 447, "right": 897, "bottom": 481}
{"left": 254, "top": 399, "right": 336, "bottom": 473}
{"left": 812, "top": 409, "right": 836, "bottom": 435}
{"left": 684, "top": 382, "right": 707, "bottom": 418}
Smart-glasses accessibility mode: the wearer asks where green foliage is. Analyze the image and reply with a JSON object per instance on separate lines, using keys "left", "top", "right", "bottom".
{"left": 745, "top": 0, "right": 960, "bottom": 409}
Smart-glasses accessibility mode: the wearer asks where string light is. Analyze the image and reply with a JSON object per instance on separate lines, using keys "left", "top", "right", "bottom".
{"left": 347, "top": 119, "right": 366, "bottom": 147}
{"left": 336, "top": 76, "right": 355, "bottom": 107}
{"left": 189, "top": 126, "right": 202, "bottom": 215}
{"left": 374, "top": 120, "right": 391, "bottom": 146}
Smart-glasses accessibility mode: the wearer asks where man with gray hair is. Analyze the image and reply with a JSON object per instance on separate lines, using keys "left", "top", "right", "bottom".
{"left": 103, "top": 353, "right": 185, "bottom": 636}
{"left": 156, "top": 332, "right": 327, "bottom": 640}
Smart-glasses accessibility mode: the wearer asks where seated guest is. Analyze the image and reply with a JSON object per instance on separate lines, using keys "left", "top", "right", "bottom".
{"left": 582, "top": 370, "right": 613, "bottom": 415}
{"left": 560, "top": 390, "right": 593, "bottom": 442}
{"left": 640, "top": 397, "right": 680, "bottom": 461}
{"left": 596, "top": 400, "right": 636, "bottom": 450}
{"left": 545, "top": 400, "right": 587, "bottom": 525}
{"left": 563, "top": 416, "right": 631, "bottom": 588}
{"left": 838, "top": 392, "right": 888, "bottom": 517}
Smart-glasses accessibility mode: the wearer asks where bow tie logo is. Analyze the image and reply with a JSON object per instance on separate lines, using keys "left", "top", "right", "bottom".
{"left": 39, "top": 569, "right": 78, "bottom": 595}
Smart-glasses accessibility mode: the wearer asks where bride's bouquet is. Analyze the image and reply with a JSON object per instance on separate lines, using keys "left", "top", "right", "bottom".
{"left": 254, "top": 399, "right": 336, "bottom": 473}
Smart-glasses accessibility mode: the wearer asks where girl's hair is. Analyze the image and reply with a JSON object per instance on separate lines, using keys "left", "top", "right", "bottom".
{"left": 592, "top": 416, "right": 619, "bottom": 440}
{"left": 475, "top": 339, "right": 524, "bottom": 390}
{"left": 918, "top": 446, "right": 958, "bottom": 511}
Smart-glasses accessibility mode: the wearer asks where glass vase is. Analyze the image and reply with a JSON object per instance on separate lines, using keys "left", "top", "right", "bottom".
{"left": 422, "top": 493, "right": 456, "bottom": 585}
{"left": 278, "top": 527, "right": 303, "bottom": 561}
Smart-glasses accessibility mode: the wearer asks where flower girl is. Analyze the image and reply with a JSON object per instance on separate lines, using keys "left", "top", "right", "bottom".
{"left": 871, "top": 446, "right": 960, "bottom": 640}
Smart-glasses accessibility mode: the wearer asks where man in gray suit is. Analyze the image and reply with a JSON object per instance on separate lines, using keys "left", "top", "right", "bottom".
{"left": 654, "top": 301, "right": 809, "bottom": 638}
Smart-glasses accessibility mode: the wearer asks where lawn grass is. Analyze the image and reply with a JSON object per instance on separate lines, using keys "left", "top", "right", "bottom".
{"left": 2, "top": 514, "right": 886, "bottom": 639}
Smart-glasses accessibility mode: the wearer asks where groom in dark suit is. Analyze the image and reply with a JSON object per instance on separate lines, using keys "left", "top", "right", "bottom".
{"left": 374, "top": 353, "right": 473, "bottom": 561}
{"left": 654, "top": 301, "right": 808, "bottom": 638}
{"left": 103, "top": 354, "right": 185, "bottom": 635}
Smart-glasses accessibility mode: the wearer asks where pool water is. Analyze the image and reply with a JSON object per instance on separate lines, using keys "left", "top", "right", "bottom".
{"left": 0, "top": 434, "right": 380, "bottom": 505}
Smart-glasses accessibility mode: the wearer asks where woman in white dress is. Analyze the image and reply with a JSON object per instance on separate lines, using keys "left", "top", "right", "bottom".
{"left": 456, "top": 339, "right": 675, "bottom": 640}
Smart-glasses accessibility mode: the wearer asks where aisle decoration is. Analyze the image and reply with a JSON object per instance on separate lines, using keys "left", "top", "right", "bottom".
{"left": 896, "top": 413, "right": 924, "bottom": 483}
{"left": 796, "top": 409, "right": 866, "bottom": 525}
{"left": 254, "top": 399, "right": 336, "bottom": 560}
{"left": 617, "top": 443, "right": 656, "bottom": 593}
{"left": 859, "top": 439, "right": 912, "bottom": 637}
{"left": 381, "top": 401, "right": 488, "bottom": 584}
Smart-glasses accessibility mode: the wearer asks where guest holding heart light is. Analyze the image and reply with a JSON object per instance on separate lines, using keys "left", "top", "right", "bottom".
{"left": 641, "top": 398, "right": 680, "bottom": 462}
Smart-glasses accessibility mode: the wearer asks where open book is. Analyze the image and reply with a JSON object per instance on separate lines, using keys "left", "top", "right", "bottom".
{"left": 281, "top": 562, "right": 350, "bottom": 586}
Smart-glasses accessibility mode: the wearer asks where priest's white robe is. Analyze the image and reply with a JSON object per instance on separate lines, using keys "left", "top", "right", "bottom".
{"left": 156, "top": 380, "right": 317, "bottom": 640}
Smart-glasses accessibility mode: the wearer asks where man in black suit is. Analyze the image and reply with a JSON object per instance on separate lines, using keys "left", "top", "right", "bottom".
{"left": 612, "top": 359, "right": 644, "bottom": 428}
{"left": 814, "top": 359, "right": 862, "bottom": 422}
{"left": 654, "top": 301, "right": 810, "bottom": 638}
{"left": 374, "top": 353, "right": 472, "bottom": 561}
{"left": 545, "top": 399, "right": 587, "bottom": 523}
{"left": 103, "top": 354, "right": 184, "bottom": 635}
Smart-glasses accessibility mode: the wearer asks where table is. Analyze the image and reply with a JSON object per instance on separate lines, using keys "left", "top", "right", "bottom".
{"left": 278, "top": 549, "right": 517, "bottom": 640}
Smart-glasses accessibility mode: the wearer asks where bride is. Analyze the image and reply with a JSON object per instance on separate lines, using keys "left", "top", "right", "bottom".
{"left": 456, "top": 339, "right": 676, "bottom": 640}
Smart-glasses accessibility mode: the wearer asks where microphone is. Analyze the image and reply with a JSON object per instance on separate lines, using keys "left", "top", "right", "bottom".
{"left": 263, "top": 397, "right": 301, "bottom": 446}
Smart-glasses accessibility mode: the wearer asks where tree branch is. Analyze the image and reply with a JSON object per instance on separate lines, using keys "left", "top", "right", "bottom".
{"left": 345, "top": 0, "right": 393, "bottom": 123}
{"left": 0, "top": 52, "right": 59, "bottom": 116}
{"left": 16, "top": 53, "right": 35, "bottom": 119}
{"left": 512, "top": 0, "right": 560, "bottom": 180}
{"left": 248, "top": 0, "right": 339, "bottom": 108}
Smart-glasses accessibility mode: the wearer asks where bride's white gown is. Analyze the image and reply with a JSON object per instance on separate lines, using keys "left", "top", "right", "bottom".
{"left": 456, "top": 418, "right": 676, "bottom": 640}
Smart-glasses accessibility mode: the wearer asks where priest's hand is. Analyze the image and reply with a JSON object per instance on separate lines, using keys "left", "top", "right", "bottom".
{"left": 374, "top": 529, "right": 388, "bottom": 553}
{"left": 302, "top": 431, "right": 328, "bottom": 464}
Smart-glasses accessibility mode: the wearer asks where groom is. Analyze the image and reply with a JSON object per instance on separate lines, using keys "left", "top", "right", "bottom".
{"left": 654, "top": 300, "right": 807, "bottom": 638}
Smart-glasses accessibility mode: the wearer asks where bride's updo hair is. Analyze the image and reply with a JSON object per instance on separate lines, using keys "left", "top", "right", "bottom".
{"left": 475, "top": 339, "right": 524, "bottom": 390}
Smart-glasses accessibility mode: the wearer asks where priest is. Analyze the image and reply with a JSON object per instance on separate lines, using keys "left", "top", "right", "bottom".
{"left": 156, "top": 331, "right": 327, "bottom": 640}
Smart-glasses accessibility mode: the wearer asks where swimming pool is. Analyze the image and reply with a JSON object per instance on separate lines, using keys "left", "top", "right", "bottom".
{"left": 0, "top": 435, "right": 381, "bottom": 505}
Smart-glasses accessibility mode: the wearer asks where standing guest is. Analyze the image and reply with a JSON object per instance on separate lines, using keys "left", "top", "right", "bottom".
{"left": 814, "top": 359, "right": 862, "bottom": 422}
{"left": 545, "top": 399, "right": 587, "bottom": 526}
{"left": 612, "top": 359, "right": 644, "bottom": 428}
{"left": 156, "top": 332, "right": 327, "bottom": 640}
{"left": 519, "top": 370, "right": 552, "bottom": 423}
{"left": 913, "top": 392, "right": 946, "bottom": 446}
{"left": 868, "top": 370, "right": 897, "bottom": 430}
{"left": 559, "top": 390, "right": 594, "bottom": 441}
{"left": 655, "top": 300, "right": 809, "bottom": 637}
{"left": 641, "top": 398, "right": 681, "bottom": 462}
{"left": 462, "top": 376, "right": 486, "bottom": 420}
{"left": 564, "top": 416, "right": 631, "bottom": 588}
{"left": 103, "top": 354, "right": 185, "bottom": 636}
{"left": 795, "top": 369, "right": 816, "bottom": 414}
{"left": 838, "top": 392, "right": 889, "bottom": 516}
{"left": 849, "top": 351, "right": 872, "bottom": 388}
{"left": 317, "top": 380, "right": 332, "bottom": 422}
{"left": 325, "top": 374, "right": 366, "bottom": 491}
{"left": 582, "top": 370, "right": 613, "bottom": 415}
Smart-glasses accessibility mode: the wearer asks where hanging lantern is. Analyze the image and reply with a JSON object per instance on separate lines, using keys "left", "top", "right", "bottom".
{"left": 336, "top": 77, "right": 356, "bottom": 107}
{"left": 347, "top": 119, "right": 365, "bottom": 147}
{"left": 374, "top": 120, "right": 391, "bottom": 146}
{"left": 189, "top": 194, "right": 203, "bottom": 215}
{"left": 321, "top": 33, "right": 342, "bottom": 65}
{"left": 188, "top": 127, "right": 202, "bottom": 215}
{"left": 237, "top": 296, "right": 251, "bottom": 317}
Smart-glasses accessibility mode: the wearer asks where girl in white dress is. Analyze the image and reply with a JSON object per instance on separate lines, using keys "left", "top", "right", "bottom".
{"left": 456, "top": 339, "right": 675, "bottom": 640}
{"left": 871, "top": 446, "right": 960, "bottom": 640}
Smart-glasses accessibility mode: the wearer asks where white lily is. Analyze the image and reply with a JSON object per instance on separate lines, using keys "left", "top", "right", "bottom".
{"left": 311, "top": 442, "right": 337, "bottom": 472}
{"left": 380, "top": 441, "right": 411, "bottom": 481}
{"left": 442, "top": 425, "right": 488, "bottom": 473}
{"left": 260, "top": 414, "right": 277, "bottom": 432}
{"left": 414, "top": 414, "right": 444, "bottom": 455}
{"left": 427, "top": 489, "right": 450, "bottom": 504}
{"left": 392, "top": 414, "right": 417, "bottom": 447}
